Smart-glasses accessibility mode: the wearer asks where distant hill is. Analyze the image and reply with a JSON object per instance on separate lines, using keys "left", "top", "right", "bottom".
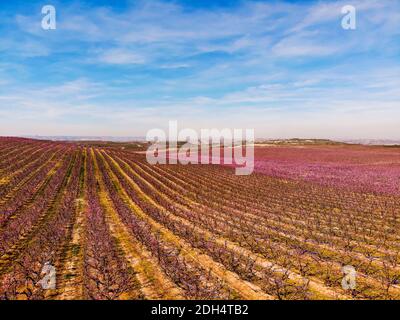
{"left": 23, "top": 135, "right": 146, "bottom": 142}
{"left": 254, "top": 138, "right": 345, "bottom": 146}
{"left": 338, "top": 139, "right": 400, "bottom": 146}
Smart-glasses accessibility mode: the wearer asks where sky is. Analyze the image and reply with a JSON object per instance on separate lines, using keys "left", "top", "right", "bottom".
{"left": 0, "top": 0, "right": 399, "bottom": 139}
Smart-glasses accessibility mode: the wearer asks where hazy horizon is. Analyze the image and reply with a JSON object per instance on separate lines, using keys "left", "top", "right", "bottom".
{"left": 3, "top": 134, "right": 400, "bottom": 146}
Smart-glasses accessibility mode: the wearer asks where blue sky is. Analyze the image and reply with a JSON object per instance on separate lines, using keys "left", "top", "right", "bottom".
{"left": 0, "top": 0, "right": 399, "bottom": 138}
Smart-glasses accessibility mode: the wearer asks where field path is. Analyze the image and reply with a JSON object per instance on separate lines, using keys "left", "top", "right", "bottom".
{"left": 100, "top": 150, "right": 274, "bottom": 300}
{"left": 57, "top": 149, "right": 87, "bottom": 300}
{"left": 92, "top": 149, "right": 184, "bottom": 300}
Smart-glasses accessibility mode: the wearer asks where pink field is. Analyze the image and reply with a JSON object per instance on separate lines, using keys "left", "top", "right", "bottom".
{"left": 252, "top": 145, "right": 400, "bottom": 196}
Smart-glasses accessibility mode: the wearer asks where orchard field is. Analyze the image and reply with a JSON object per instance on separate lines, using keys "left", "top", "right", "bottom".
{"left": 0, "top": 137, "right": 399, "bottom": 300}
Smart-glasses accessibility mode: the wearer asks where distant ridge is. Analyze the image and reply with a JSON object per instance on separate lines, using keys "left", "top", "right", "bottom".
{"left": 339, "top": 139, "right": 400, "bottom": 146}
{"left": 23, "top": 135, "right": 147, "bottom": 142}
{"left": 14, "top": 136, "right": 400, "bottom": 146}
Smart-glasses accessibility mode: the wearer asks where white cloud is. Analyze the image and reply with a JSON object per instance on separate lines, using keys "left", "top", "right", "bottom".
{"left": 97, "top": 48, "right": 146, "bottom": 65}
{"left": 272, "top": 35, "right": 339, "bottom": 57}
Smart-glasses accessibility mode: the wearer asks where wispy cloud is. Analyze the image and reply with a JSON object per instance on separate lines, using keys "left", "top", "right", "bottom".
{"left": 97, "top": 48, "right": 146, "bottom": 65}
{"left": 0, "top": 0, "right": 399, "bottom": 138}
